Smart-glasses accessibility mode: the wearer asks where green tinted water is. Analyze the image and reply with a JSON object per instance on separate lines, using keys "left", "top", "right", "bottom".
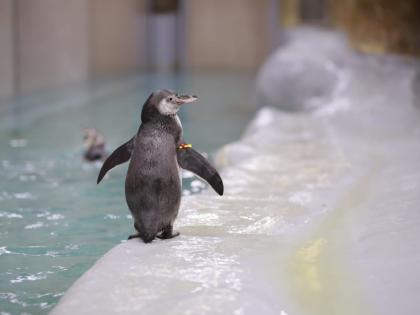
{"left": 0, "top": 73, "right": 256, "bottom": 314}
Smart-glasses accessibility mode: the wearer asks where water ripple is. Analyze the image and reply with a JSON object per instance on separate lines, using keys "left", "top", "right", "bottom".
{"left": 10, "top": 271, "right": 54, "bottom": 284}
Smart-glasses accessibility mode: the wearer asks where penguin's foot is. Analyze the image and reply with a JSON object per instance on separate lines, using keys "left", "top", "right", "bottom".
{"left": 127, "top": 233, "right": 140, "bottom": 240}
{"left": 141, "top": 234, "right": 156, "bottom": 243}
{"left": 157, "top": 226, "right": 180, "bottom": 240}
{"left": 128, "top": 233, "right": 156, "bottom": 243}
{"left": 157, "top": 231, "right": 179, "bottom": 240}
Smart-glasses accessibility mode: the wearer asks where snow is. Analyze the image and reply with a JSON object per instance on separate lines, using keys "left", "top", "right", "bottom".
{"left": 51, "top": 28, "right": 420, "bottom": 315}
{"left": 256, "top": 27, "right": 351, "bottom": 112}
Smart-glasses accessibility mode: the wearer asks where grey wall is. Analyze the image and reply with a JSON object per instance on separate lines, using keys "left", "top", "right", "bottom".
{"left": 0, "top": 0, "right": 14, "bottom": 100}
{"left": 90, "top": 0, "right": 147, "bottom": 77}
{"left": 17, "top": 0, "right": 90, "bottom": 93}
{"left": 0, "top": 0, "right": 272, "bottom": 102}
{"left": 185, "top": 0, "right": 271, "bottom": 71}
{"left": 0, "top": 0, "right": 148, "bottom": 100}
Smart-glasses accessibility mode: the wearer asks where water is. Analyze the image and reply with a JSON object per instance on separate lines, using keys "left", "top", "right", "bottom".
{"left": 0, "top": 73, "right": 257, "bottom": 314}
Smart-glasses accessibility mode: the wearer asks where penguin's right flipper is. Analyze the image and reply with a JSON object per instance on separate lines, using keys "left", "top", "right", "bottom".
{"left": 177, "top": 148, "right": 224, "bottom": 196}
{"left": 97, "top": 137, "right": 134, "bottom": 184}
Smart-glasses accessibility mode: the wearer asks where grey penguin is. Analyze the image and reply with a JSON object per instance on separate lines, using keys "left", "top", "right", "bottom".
{"left": 97, "top": 89, "right": 223, "bottom": 243}
{"left": 83, "top": 128, "right": 107, "bottom": 161}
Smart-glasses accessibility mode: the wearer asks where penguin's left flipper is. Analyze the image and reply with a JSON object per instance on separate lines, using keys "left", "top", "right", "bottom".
{"left": 177, "top": 148, "right": 224, "bottom": 196}
{"left": 97, "top": 137, "right": 134, "bottom": 184}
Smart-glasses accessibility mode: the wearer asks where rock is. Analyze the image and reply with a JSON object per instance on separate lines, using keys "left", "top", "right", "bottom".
{"left": 256, "top": 27, "right": 350, "bottom": 111}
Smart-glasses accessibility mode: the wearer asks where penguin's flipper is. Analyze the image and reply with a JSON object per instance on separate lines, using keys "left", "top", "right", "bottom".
{"left": 177, "top": 148, "right": 224, "bottom": 196}
{"left": 97, "top": 137, "right": 134, "bottom": 184}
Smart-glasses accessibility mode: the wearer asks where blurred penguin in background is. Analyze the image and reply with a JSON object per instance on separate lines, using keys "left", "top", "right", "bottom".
{"left": 83, "top": 128, "right": 107, "bottom": 161}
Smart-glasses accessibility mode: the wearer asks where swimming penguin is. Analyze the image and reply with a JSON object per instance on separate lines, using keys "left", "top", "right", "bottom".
{"left": 97, "top": 90, "right": 223, "bottom": 243}
{"left": 83, "top": 128, "right": 107, "bottom": 161}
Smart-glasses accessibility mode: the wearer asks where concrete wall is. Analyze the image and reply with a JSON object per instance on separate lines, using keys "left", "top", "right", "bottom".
{"left": 17, "top": 0, "right": 90, "bottom": 93}
{"left": 185, "top": 0, "right": 270, "bottom": 71}
{"left": 0, "top": 0, "right": 273, "bottom": 100}
{"left": 0, "top": 0, "right": 14, "bottom": 100}
{"left": 0, "top": 0, "right": 148, "bottom": 98}
{"left": 89, "top": 0, "right": 147, "bottom": 77}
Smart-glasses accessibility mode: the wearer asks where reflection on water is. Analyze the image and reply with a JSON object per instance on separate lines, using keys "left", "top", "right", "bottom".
{"left": 0, "top": 73, "right": 256, "bottom": 314}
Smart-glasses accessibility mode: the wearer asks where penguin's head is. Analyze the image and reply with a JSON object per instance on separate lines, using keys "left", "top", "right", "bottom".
{"left": 141, "top": 89, "right": 198, "bottom": 122}
{"left": 156, "top": 90, "right": 198, "bottom": 116}
{"left": 83, "top": 128, "right": 105, "bottom": 149}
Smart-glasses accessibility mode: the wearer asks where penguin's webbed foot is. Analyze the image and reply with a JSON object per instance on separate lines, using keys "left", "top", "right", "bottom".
{"left": 157, "top": 231, "right": 180, "bottom": 240}
{"left": 157, "top": 226, "right": 180, "bottom": 240}
{"left": 128, "top": 233, "right": 156, "bottom": 243}
{"left": 128, "top": 233, "right": 140, "bottom": 240}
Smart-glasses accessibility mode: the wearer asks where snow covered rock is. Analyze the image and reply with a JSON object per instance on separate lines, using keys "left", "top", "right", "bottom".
{"left": 256, "top": 27, "right": 350, "bottom": 111}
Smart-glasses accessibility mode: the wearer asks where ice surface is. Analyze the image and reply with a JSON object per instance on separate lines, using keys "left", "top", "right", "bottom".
{"left": 51, "top": 28, "right": 420, "bottom": 315}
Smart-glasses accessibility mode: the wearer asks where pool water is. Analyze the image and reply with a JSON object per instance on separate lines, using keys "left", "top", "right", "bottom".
{"left": 0, "top": 73, "right": 257, "bottom": 314}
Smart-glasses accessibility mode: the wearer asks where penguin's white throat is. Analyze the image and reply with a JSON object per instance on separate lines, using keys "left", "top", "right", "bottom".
{"left": 157, "top": 99, "right": 181, "bottom": 116}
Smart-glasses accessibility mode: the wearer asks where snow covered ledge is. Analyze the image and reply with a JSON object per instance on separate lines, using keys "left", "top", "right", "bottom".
{"left": 51, "top": 28, "right": 420, "bottom": 315}
{"left": 51, "top": 106, "right": 352, "bottom": 315}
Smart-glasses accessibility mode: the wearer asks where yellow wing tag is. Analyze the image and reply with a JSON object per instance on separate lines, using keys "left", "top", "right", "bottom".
{"left": 177, "top": 143, "right": 192, "bottom": 150}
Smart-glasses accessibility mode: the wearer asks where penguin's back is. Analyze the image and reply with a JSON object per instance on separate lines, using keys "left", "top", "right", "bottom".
{"left": 125, "top": 122, "right": 182, "bottom": 228}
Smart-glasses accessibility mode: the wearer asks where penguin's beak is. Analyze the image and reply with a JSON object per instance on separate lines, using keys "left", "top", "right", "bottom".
{"left": 175, "top": 94, "right": 198, "bottom": 105}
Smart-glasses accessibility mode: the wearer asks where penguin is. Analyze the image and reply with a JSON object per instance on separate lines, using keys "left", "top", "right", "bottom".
{"left": 97, "top": 89, "right": 223, "bottom": 243}
{"left": 83, "top": 128, "right": 107, "bottom": 161}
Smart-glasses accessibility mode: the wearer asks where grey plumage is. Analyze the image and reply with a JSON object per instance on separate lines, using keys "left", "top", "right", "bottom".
{"left": 126, "top": 95, "right": 182, "bottom": 242}
{"left": 97, "top": 89, "right": 223, "bottom": 243}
